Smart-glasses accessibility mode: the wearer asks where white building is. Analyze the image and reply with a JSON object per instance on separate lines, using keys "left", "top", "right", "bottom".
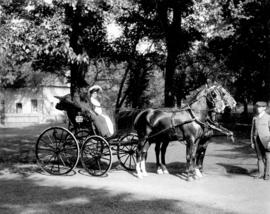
{"left": 0, "top": 77, "right": 70, "bottom": 127}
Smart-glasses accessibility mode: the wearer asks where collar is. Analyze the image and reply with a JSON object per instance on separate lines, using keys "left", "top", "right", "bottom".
{"left": 258, "top": 111, "right": 265, "bottom": 118}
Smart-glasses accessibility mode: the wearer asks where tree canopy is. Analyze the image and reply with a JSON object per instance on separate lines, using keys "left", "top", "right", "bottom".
{"left": 1, "top": 0, "right": 269, "bottom": 111}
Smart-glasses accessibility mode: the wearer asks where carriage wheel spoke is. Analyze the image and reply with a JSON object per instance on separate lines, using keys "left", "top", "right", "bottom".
{"left": 99, "top": 156, "right": 110, "bottom": 161}
{"left": 39, "top": 139, "right": 56, "bottom": 150}
{"left": 49, "top": 154, "right": 58, "bottom": 171}
{"left": 122, "top": 155, "right": 130, "bottom": 166}
{"left": 58, "top": 154, "right": 67, "bottom": 167}
{"left": 41, "top": 152, "right": 56, "bottom": 165}
{"left": 96, "top": 159, "right": 101, "bottom": 170}
{"left": 63, "top": 146, "right": 78, "bottom": 151}
{"left": 119, "top": 153, "right": 129, "bottom": 159}
{"left": 38, "top": 147, "right": 55, "bottom": 152}
{"left": 129, "top": 156, "right": 132, "bottom": 168}
{"left": 46, "top": 133, "right": 56, "bottom": 149}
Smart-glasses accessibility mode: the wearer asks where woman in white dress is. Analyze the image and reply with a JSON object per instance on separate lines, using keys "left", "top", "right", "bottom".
{"left": 88, "top": 85, "right": 114, "bottom": 137}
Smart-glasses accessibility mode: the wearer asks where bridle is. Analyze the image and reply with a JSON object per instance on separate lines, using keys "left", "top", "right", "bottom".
{"left": 205, "top": 86, "right": 225, "bottom": 113}
{"left": 141, "top": 85, "right": 230, "bottom": 142}
{"left": 187, "top": 85, "right": 224, "bottom": 113}
{"left": 216, "top": 86, "right": 236, "bottom": 109}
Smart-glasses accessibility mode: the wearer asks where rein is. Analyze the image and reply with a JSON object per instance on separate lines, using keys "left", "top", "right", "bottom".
{"left": 206, "top": 119, "right": 234, "bottom": 137}
{"left": 146, "top": 107, "right": 202, "bottom": 141}
{"left": 146, "top": 104, "right": 231, "bottom": 142}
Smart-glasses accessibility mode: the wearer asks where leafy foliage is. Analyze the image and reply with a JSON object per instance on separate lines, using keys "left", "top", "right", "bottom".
{"left": 1, "top": 0, "right": 270, "bottom": 111}
{"left": 208, "top": 0, "right": 270, "bottom": 105}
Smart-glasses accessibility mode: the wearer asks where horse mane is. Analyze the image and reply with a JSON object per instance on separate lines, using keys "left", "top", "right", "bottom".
{"left": 184, "top": 84, "right": 208, "bottom": 104}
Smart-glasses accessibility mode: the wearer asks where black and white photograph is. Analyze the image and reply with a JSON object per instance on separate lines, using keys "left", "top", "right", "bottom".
{"left": 0, "top": 0, "right": 270, "bottom": 213}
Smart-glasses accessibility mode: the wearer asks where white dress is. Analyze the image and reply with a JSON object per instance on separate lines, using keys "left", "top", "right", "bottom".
{"left": 90, "top": 97, "right": 114, "bottom": 136}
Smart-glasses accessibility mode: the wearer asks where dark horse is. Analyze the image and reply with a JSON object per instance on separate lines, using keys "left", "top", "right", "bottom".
{"left": 134, "top": 84, "right": 230, "bottom": 180}
{"left": 155, "top": 85, "right": 237, "bottom": 177}
{"left": 194, "top": 87, "right": 236, "bottom": 175}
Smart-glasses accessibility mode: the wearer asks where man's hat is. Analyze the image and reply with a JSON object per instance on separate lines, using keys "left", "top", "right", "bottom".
{"left": 255, "top": 101, "right": 267, "bottom": 107}
{"left": 88, "top": 85, "right": 102, "bottom": 93}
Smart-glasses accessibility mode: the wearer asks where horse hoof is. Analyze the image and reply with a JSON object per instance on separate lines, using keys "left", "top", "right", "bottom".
{"left": 163, "top": 169, "right": 169, "bottom": 174}
{"left": 187, "top": 176, "right": 194, "bottom": 182}
{"left": 137, "top": 173, "right": 143, "bottom": 179}
{"left": 195, "top": 168, "right": 203, "bottom": 178}
{"left": 142, "top": 172, "right": 148, "bottom": 177}
{"left": 157, "top": 168, "right": 163, "bottom": 174}
{"left": 193, "top": 175, "right": 200, "bottom": 180}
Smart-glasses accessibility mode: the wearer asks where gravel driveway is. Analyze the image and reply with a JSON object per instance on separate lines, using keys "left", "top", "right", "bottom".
{"left": 0, "top": 125, "right": 269, "bottom": 214}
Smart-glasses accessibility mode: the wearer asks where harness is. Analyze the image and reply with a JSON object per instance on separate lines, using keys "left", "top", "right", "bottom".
{"left": 145, "top": 101, "right": 232, "bottom": 143}
{"left": 145, "top": 107, "right": 201, "bottom": 141}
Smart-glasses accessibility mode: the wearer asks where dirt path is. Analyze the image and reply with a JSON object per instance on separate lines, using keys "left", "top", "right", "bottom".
{"left": 0, "top": 125, "right": 269, "bottom": 214}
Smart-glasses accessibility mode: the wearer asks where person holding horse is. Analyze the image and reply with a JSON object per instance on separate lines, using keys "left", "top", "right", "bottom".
{"left": 88, "top": 85, "right": 114, "bottom": 137}
{"left": 251, "top": 101, "right": 270, "bottom": 180}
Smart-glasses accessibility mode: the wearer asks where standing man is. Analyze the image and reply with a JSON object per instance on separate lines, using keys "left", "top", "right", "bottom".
{"left": 251, "top": 101, "right": 270, "bottom": 180}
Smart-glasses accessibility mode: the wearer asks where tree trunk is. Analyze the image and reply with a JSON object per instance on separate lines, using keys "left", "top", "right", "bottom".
{"left": 165, "top": 47, "right": 177, "bottom": 107}
{"left": 243, "top": 99, "right": 248, "bottom": 115}
{"left": 67, "top": 0, "right": 88, "bottom": 98}
{"left": 70, "top": 63, "right": 88, "bottom": 98}
{"left": 265, "top": 0, "right": 270, "bottom": 102}
{"left": 163, "top": 6, "right": 182, "bottom": 107}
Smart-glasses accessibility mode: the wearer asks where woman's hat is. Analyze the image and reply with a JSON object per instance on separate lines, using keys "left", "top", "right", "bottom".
{"left": 88, "top": 85, "right": 102, "bottom": 94}
{"left": 255, "top": 101, "right": 267, "bottom": 107}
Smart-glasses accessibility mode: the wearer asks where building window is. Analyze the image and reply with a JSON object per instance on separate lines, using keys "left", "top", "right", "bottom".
{"left": 0, "top": 100, "right": 4, "bottom": 112}
{"left": 31, "top": 99, "right": 38, "bottom": 112}
{"left": 0, "top": 100, "right": 5, "bottom": 124}
{"left": 16, "top": 103, "right": 22, "bottom": 113}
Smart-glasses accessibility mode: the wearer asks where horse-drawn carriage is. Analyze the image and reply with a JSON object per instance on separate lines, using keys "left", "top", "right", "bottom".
{"left": 35, "top": 94, "right": 139, "bottom": 176}
{"left": 36, "top": 83, "right": 236, "bottom": 181}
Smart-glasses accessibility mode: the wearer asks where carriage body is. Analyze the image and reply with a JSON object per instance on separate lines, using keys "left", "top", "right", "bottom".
{"left": 35, "top": 95, "right": 138, "bottom": 176}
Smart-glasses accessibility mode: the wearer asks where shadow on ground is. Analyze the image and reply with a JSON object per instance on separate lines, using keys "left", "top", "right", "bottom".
{"left": 0, "top": 123, "right": 257, "bottom": 180}
{"left": 0, "top": 174, "right": 236, "bottom": 214}
{"left": 0, "top": 124, "right": 135, "bottom": 175}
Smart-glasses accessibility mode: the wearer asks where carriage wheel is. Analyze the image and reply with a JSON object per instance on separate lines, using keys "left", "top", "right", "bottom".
{"left": 117, "top": 132, "right": 138, "bottom": 171}
{"left": 80, "top": 135, "right": 112, "bottom": 176}
{"left": 35, "top": 127, "right": 80, "bottom": 175}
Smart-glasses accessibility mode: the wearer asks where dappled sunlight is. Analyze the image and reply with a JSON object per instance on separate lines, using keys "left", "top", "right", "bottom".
{"left": 0, "top": 123, "right": 269, "bottom": 213}
{"left": 1, "top": 204, "right": 47, "bottom": 214}
{"left": 1, "top": 148, "right": 16, "bottom": 152}
{"left": 0, "top": 162, "right": 269, "bottom": 214}
{"left": 0, "top": 173, "right": 206, "bottom": 214}
{"left": 55, "top": 197, "right": 90, "bottom": 206}
{"left": 0, "top": 169, "right": 22, "bottom": 179}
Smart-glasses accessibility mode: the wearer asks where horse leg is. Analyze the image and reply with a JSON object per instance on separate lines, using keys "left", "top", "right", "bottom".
{"left": 141, "top": 152, "right": 148, "bottom": 177}
{"left": 136, "top": 137, "right": 150, "bottom": 178}
{"left": 155, "top": 141, "right": 163, "bottom": 174}
{"left": 186, "top": 136, "right": 200, "bottom": 181}
{"left": 191, "top": 139, "right": 200, "bottom": 179}
{"left": 160, "top": 140, "right": 169, "bottom": 174}
{"left": 185, "top": 140, "right": 194, "bottom": 181}
{"left": 136, "top": 137, "right": 147, "bottom": 179}
{"left": 196, "top": 130, "right": 212, "bottom": 176}
{"left": 195, "top": 146, "right": 204, "bottom": 178}
{"left": 196, "top": 139, "right": 209, "bottom": 176}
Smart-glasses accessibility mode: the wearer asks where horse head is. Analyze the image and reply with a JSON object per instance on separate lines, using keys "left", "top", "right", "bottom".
{"left": 203, "top": 84, "right": 226, "bottom": 114}
{"left": 216, "top": 86, "right": 237, "bottom": 110}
